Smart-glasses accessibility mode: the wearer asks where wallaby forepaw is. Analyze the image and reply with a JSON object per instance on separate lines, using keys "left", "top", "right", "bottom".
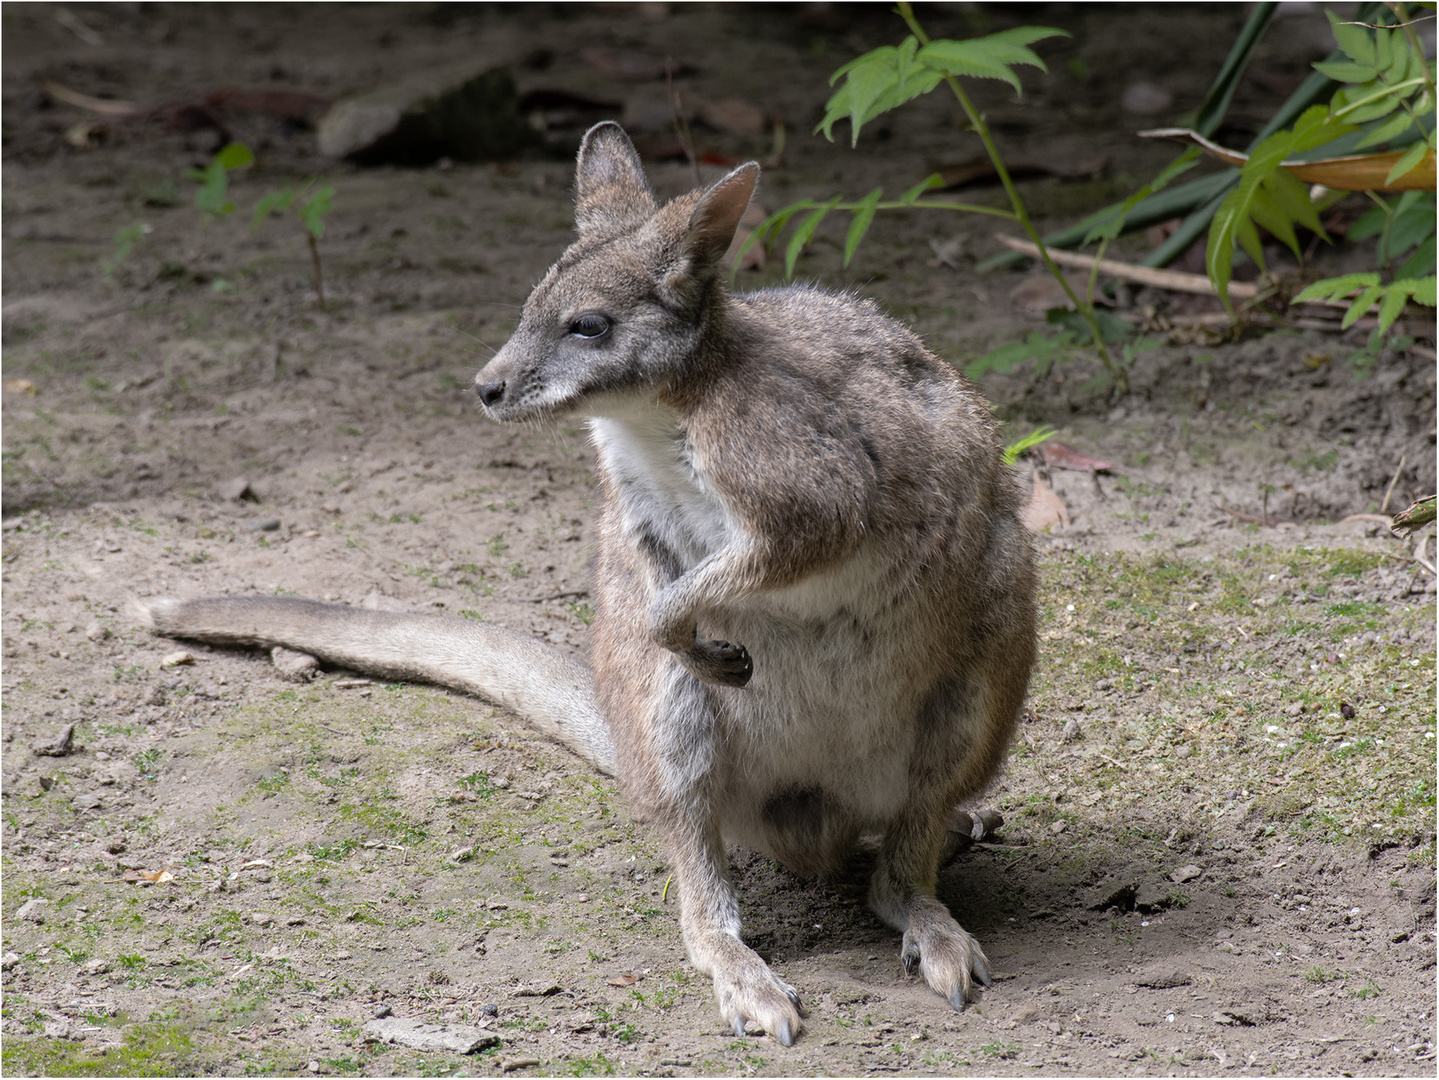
{"left": 684, "top": 638, "right": 753, "bottom": 688}
{"left": 714, "top": 964, "right": 802, "bottom": 1045}
{"left": 900, "top": 905, "right": 990, "bottom": 1009}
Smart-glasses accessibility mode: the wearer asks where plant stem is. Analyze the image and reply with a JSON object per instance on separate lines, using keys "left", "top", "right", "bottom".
{"left": 897, "top": 2, "right": 1126, "bottom": 393}
{"left": 307, "top": 233, "right": 326, "bottom": 312}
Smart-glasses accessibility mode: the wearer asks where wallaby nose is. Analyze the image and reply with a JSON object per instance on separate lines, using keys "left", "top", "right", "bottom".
{"left": 476, "top": 378, "right": 506, "bottom": 408}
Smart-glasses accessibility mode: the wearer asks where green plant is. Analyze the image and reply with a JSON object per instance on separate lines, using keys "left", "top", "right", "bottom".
{"left": 252, "top": 181, "right": 335, "bottom": 310}
{"left": 188, "top": 143, "right": 255, "bottom": 220}
{"left": 737, "top": 4, "right": 1137, "bottom": 394}
{"left": 104, "top": 222, "right": 149, "bottom": 276}
{"left": 1002, "top": 425, "right": 1056, "bottom": 467}
{"left": 1195, "top": 7, "right": 1434, "bottom": 365}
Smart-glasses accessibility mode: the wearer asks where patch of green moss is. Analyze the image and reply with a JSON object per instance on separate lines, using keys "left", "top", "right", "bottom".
{"left": 2, "top": 1022, "right": 198, "bottom": 1077}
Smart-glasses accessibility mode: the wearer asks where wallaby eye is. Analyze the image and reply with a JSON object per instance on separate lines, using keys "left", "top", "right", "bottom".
{"left": 570, "top": 313, "right": 611, "bottom": 339}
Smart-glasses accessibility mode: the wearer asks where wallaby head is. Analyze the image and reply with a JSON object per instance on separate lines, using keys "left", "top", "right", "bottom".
{"left": 474, "top": 122, "right": 758, "bottom": 422}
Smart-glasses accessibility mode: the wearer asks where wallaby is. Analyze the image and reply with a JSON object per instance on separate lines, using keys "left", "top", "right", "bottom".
{"left": 138, "top": 122, "right": 1037, "bottom": 1046}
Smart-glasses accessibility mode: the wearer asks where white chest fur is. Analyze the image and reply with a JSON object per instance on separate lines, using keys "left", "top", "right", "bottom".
{"left": 588, "top": 402, "right": 734, "bottom": 569}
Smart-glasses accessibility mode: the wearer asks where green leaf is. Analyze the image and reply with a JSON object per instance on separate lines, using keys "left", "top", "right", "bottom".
{"left": 1312, "top": 60, "right": 1378, "bottom": 83}
{"left": 1386, "top": 140, "right": 1430, "bottom": 185}
{"left": 1397, "top": 243, "right": 1437, "bottom": 279}
{"left": 784, "top": 198, "right": 839, "bottom": 279}
{"left": 214, "top": 143, "right": 255, "bottom": 171}
{"left": 300, "top": 186, "right": 335, "bottom": 240}
{"left": 843, "top": 187, "right": 883, "bottom": 267}
{"left": 1376, "top": 286, "right": 1409, "bottom": 331}
{"left": 1194, "top": 2, "right": 1278, "bottom": 138}
{"left": 251, "top": 189, "right": 295, "bottom": 229}
{"left": 1328, "top": 11, "right": 1376, "bottom": 67}
{"left": 818, "top": 37, "right": 944, "bottom": 145}
{"left": 897, "top": 173, "right": 944, "bottom": 205}
{"left": 1342, "top": 283, "right": 1385, "bottom": 327}
{"left": 916, "top": 27, "right": 1066, "bottom": 98}
{"left": 1292, "top": 272, "right": 1378, "bottom": 304}
{"left": 1355, "top": 110, "right": 1415, "bottom": 148}
{"left": 1001, "top": 425, "right": 1057, "bottom": 467}
{"left": 963, "top": 330, "right": 1076, "bottom": 381}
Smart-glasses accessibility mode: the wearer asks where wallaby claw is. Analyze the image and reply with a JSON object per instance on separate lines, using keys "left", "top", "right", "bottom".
{"left": 901, "top": 938, "right": 922, "bottom": 978}
{"left": 776, "top": 1018, "right": 794, "bottom": 1047}
{"left": 685, "top": 638, "right": 753, "bottom": 687}
{"left": 732, "top": 1016, "right": 746, "bottom": 1038}
{"left": 948, "top": 988, "right": 967, "bottom": 1011}
{"left": 972, "top": 954, "right": 992, "bottom": 988}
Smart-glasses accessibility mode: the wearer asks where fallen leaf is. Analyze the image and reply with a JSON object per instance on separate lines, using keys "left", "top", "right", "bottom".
{"left": 1140, "top": 128, "right": 1436, "bottom": 193}
{"left": 3, "top": 379, "right": 37, "bottom": 395}
{"left": 160, "top": 651, "right": 196, "bottom": 668}
{"left": 122, "top": 868, "right": 175, "bottom": 885}
{"left": 1022, "top": 471, "right": 1070, "bottom": 532}
{"left": 1040, "top": 441, "right": 1116, "bottom": 473}
{"left": 606, "top": 974, "right": 640, "bottom": 987}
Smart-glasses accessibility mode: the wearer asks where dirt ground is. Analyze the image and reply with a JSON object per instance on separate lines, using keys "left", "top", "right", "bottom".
{"left": 2, "top": 4, "right": 1436, "bottom": 1077}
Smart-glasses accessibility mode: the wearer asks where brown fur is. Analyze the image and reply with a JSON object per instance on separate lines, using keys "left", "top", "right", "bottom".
{"left": 139, "top": 122, "right": 1036, "bottom": 1047}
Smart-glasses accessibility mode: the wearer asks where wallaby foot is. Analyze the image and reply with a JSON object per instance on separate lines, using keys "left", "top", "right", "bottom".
{"left": 690, "top": 930, "right": 802, "bottom": 1045}
{"left": 938, "top": 806, "right": 1004, "bottom": 867}
{"left": 898, "top": 895, "right": 992, "bottom": 1008}
{"left": 682, "top": 638, "right": 753, "bottom": 688}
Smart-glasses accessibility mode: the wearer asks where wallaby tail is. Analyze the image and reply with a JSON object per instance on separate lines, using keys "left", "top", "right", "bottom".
{"left": 133, "top": 596, "right": 617, "bottom": 775}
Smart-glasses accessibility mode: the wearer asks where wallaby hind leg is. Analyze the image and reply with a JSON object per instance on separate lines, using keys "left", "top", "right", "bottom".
{"left": 868, "top": 799, "right": 991, "bottom": 1009}
{"left": 666, "top": 813, "right": 803, "bottom": 1045}
{"left": 644, "top": 668, "right": 803, "bottom": 1043}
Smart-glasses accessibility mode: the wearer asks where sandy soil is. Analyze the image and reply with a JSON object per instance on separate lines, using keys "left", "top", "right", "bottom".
{"left": 2, "top": 4, "right": 1435, "bottom": 1076}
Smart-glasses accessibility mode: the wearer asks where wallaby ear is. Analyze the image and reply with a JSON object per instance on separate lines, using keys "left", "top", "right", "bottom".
{"left": 575, "top": 122, "right": 657, "bottom": 234}
{"left": 684, "top": 162, "right": 759, "bottom": 266}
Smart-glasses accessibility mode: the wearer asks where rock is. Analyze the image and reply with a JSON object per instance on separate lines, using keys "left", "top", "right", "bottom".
{"left": 1170, "top": 864, "right": 1203, "bottom": 883}
{"left": 245, "top": 518, "right": 281, "bottom": 533}
{"left": 1084, "top": 878, "right": 1137, "bottom": 911}
{"left": 272, "top": 646, "right": 320, "bottom": 682}
{"left": 218, "top": 477, "right": 256, "bottom": 502}
{"left": 2, "top": 952, "right": 20, "bottom": 971}
{"left": 34, "top": 722, "right": 76, "bottom": 757}
{"left": 160, "top": 651, "right": 195, "bottom": 668}
{"left": 1134, "top": 962, "right": 1192, "bottom": 989}
{"left": 16, "top": 898, "right": 50, "bottom": 923}
{"left": 84, "top": 621, "right": 108, "bottom": 643}
{"left": 362, "top": 1016, "right": 500, "bottom": 1054}
{"left": 1062, "top": 718, "right": 1083, "bottom": 742}
{"left": 82, "top": 957, "right": 112, "bottom": 976}
{"left": 71, "top": 791, "right": 104, "bottom": 811}
{"left": 317, "top": 61, "right": 536, "bottom": 165}
{"left": 501, "top": 1056, "right": 542, "bottom": 1072}
{"left": 1135, "top": 880, "right": 1175, "bottom": 912}
{"left": 374, "top": 1004, "right": 393, "bottom": 1019}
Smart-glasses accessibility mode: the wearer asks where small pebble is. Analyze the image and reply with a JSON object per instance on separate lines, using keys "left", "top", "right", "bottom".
{"left": 374, "top": 1004, "right": 393, "bottom": 1019}
{"left": 1340, "top": 702, "right": 1356, "bottom": 720}
{"left": 1062, "top": 718, "right": 1083, "bottom": 742}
